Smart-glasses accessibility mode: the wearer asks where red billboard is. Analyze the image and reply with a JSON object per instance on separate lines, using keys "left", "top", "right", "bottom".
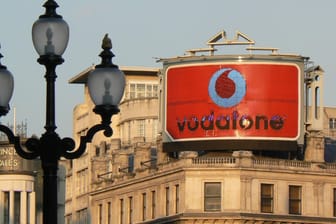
{"left": 165, "top": 63, "right": 301, "bottom": 143}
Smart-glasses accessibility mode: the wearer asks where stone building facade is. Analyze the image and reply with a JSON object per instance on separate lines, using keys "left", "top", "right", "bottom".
{"left": 60, "top": 28, "right": 336, "bottom": 223}
{"left": 60, "top": 41, "right": 336, "bottom": 224}
{"left": 91, "top": 150, "right": 336, "bottom": 224}
{"left": 0, "top": 141, "right": 40, "bottom": 224}
{"left": 63, "top": 62, "right": 336, "bottom": 223}
{"left": 64, "top": 66, "right": 159, "bottom": 223}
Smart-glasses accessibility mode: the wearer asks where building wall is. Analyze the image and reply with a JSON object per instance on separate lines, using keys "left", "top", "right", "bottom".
{"left": 90, "top": 151, "right": 336, "bottom": 223}
{"left": 65, "top": 65, "right": 336, "bottom": 224}
{"left": 65, "top": 66, "right": 159, "bottom": 223}
{"left": 0, "top": 141, "right": 41, "bottom": 224}
{"left": 0, "top": 174, "right": 36, "bottom": 224}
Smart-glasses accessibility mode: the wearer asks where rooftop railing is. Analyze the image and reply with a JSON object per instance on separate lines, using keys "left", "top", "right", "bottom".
{"left": 189, "top": 154, "right": 336, "bottom": 174}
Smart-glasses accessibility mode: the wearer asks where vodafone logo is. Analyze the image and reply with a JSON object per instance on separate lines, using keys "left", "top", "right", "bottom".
{"left": 208, "top": 68, "right": 246, "bottom": 107}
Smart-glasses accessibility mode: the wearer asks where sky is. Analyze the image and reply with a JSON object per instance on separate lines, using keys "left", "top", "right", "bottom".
{"left": 0, "top": 0, "right": 335, "bottom": 138}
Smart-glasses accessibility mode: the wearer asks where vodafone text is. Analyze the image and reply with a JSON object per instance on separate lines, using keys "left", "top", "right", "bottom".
{"left": 176, "top": 111, "right": 285, "bottom": 132}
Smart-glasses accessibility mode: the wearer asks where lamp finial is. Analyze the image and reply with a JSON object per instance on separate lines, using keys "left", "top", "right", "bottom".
{"left": 102, "top": 34, "right": 112, "bottom": 50}
{"left": 0, "top": 44, "right": 7, "bottom": 69}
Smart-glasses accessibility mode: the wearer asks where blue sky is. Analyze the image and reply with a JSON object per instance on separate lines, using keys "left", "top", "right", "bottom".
{"left": 0, "top": 0, "right": 335, "bottom": 137}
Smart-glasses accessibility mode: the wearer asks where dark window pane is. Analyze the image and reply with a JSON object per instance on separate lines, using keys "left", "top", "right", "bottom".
{"left": 175, "top": 185, "right": 179, "bottom": 214}
{"left": 142, "top": 193, "right": 146, "bottom": 221}
{"left": 329, "top": 118, "right": 336, "bottom": 129}
{"left": 151, "top": 191, "right": 156, "bottom": 219}
{"left": 120, "top": 199, "right": 124, "bottom": 224}
{"left": 165, "top": 187, "right": 169, "bottom": 216}
{"left": 261, "top": 184, "right": 273, "bottom": 213}
{"left": 128, "top": 155, "right": 134, "bottom": 173}
{"left": 204, "top": 182, "right": 221, "bottom": 211}
{"left": 205, "top": 197, "right": 221, "bottom": 211}
{"left": 289, "top": 185, "right": 301, "bottom": 215}
{"left": 108, "top": 202, "right": 112, "bottom": 224}
{"left": 334, "top": 188, "right": 336, "bottom": 217}
{"left": 129, "top": 197, "right": 133, "bottom": 224}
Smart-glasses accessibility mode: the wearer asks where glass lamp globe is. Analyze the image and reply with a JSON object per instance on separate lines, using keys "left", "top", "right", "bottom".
{"left": 0, "top": 66, "right": 14, "bottom": 112}
{"left": 32, "top": 17, "right": 69, "bottom": 56}
{"left": 87, "top": 67, "right": 125, "bottom": 106}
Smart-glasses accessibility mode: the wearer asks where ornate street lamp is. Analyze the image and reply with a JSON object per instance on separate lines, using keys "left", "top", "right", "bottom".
{"left": 0, "top": 1, "right": 125, "bottom": 223}
{"left": 0, "top": 46, "right": 14, "bottom": 117}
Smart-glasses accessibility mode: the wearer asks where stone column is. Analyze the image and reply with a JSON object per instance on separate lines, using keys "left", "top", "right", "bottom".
{"left": 29, "top": 192, "right": 36, "bottom": 224}
{"left": 240, "top": 176, "right": 252, "bottom": 212}
{"left": 114, "top": 152, "right": 129, "bottom": 174}
{"left": 156, "top": 136, "right": 170, "bottom": 164}
{"left": 9, "top": 190, "right": 14, "bottom": 224}
{"left": 232, "top": 151, "right": 253, "bottom": 168}
{"left": 110, "top": 138, "right": 121, "bottom": 152}
{"left": 304, "top": 132, "right": 324, "bottom": 162}
{"left": 0, "top": 191, "right": 4, "bottom": 222}
{"left": 134, "top": 146, "right": 150, "bottom": 171}
{"left": 20, "top": 191, "right": 27, "bottom": 223}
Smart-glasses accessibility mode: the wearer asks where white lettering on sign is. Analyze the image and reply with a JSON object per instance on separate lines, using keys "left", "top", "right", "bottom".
{"left": 0, "top": 159, "right": 18, "bottom": 167}
{"left": 0, "top": 147, "right": 17, "bottom": 156}
{"left": 0, "top": 147, "right": 19, "bottom": 168}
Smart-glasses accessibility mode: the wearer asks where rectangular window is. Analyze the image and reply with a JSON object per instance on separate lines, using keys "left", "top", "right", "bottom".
{"left": 130, "top": 84, "right": 136, "bottom": 99}
{"left": 165, "top": 187, "right": 170, "bottom": 216}
{"left": 83, "top": 208, "right": 89, "bottom": 223}
{"left": 142, "top": 193, "right": 146, "bottom": 221}
{"left": 334, "top": 188, "right": 336, "bottom": 217}
{"left": 261, "top": 184, "right": 274, "bottom": 213}
{"left": 175, "top": 185, "right": 180, "bottom": 214}
{"left": 289, "top": 185, "right": 302, "bottom": 215}
{"left": 105, "top": 142, "right": 111, "bottom": 154}
{"left": 146, "top": 85, "right": 153, "bottom": 97}
{"left": 107, "top": 202, "right": 112, "bottom": 224}
{"left": 138, "top": 119, "right": 145, "bottom": 137}
{"left": 84, "top": 209, "right": 88, "bottom": 223}
{"left": 128, "top": 197, "right": 133, "bottom": 224}
{"left": 120, "top": 199, "right": 124, "bottom": 224}
{"left": 95, "top": 146, "right": 100, "bottom": 157}
{"left": 77, "top": 169, "right": 88, "bottom": 195}
{"left": 330, "top": 118, "right": 336, "bottom": 129}
{"left": 128, "top": 83, "right": 158, "bottom": 99}
{"left": 128, "top": 155, "right": 134, "bottom": 173}
{"left": 151, "top": 191, "right": 156, "bottom": 219}
{"left": 85, "top": 169, "right": 88, "bottom": 193}
{"left": 78, "top": 208, "right": 87, "bottom": 224}
{"left": 137, "top": 84, "right": 146, "bottom": 98}
{"left": 150, "top": 148, "right": 157, "bottom": 168}
{"left": 153, "top": 85, "right": 158, "bottom": 97}
{"left": 126, "top": 121, "right": 131, "bottom": 143}
{"left": 98, "top": 204, "right": 102, "bottom": 224}
{"left": 152, "top": 119, "right": 158, "bottom": 141}
{"left": 204, "top": 182, "right": 221, "bottom": 211}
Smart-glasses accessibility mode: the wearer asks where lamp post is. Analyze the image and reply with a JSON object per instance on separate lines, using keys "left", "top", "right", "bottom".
{"left": 0, "top": 1, "right": 125, "bottom": 223}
